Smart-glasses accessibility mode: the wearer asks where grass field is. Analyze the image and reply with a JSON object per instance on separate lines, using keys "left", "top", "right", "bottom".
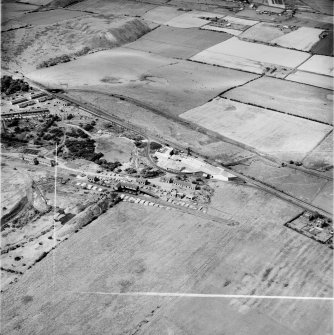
{"left": 239, "top": 22, "right": 288, "bottom": 42}
{"left": 125, "top": 25, "right": 231, "bottom": 59}
{"left": 223, "top": 76, "right": 333, "bottom": 124}
{"left": 1, "top": 193, "right": 332, "bottom": 334}
{"left": 70, "top": 0, "right": 157, "bottom": 16}
{"left": 180, "top": 97, "right": 332, "bottom": 160}
{"left": 303, "top": 131, "right": 333, "bottom": 169}
{"left": 165, "top": 10, "right": 225, "bottom": 28}
{"left": 27, "top": 48, "right": 258, "bottom": 116}
{"left": 311, "top": 180, "right": 333, "bottom": 214}
{"left": 142, "top": 5, "right": 183, "bottom": 24}
{"left": 95, "top": 135, "right": 135, "bottom": 163}
{"left": 191, "top": 37, "right": 310, "bottom": 75}
{"left": 16, "top": 9, "right": 87, "bottom": 26}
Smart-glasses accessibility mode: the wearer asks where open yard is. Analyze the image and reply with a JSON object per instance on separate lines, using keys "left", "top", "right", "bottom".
{"left": 27, "top": 48, "right": 258, "bottom": 116}
{"left": 125, "top": 25, "right": 231, "bottom": 59}
{"left": 1, "top": 192, "right": 332, "bottom": 334}
{"left": 180, "top": 97, "right": 332, "bottom": 161}
{"left": 223, "top": 76, "right": 333, "bottom": 124}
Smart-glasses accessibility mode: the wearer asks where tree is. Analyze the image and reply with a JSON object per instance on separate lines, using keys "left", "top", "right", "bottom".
{"left": 67, "top": 113, "right": 74, "bottom": 120}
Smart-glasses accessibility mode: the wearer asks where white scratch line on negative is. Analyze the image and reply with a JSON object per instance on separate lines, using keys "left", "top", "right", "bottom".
{"left": 66, "top": 291, "right": 334, "bottom": 301}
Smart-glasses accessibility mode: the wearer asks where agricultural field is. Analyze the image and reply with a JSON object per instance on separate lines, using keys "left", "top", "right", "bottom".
{"left": 286, "top": 71, "right": 333, "bottom": 90}
{"left": 165, "top": 10, "right": 226, "bottom": 28}
{"left": 27, "top": 48, "right": 258, "bottom": 116}
{"left": 125, "top": 25, "right": 231, "bottom": 59}
{"left": 180, "top": 97, "right": 332, "bottom": 161}
{"left": 223, "top": 76, "right": 333, "bottom": 124}
{"left": 66, "top": 90, "right": 253, "bottom": 164}
{"left": 311, "top": 31, "right": 333, "bottom": 56}
{"left": 311, "top": 180, "right": 333, "bottom": 215}
{"left": 70, "top": 0, "right": 158, "bottom": 16}
{"left": 303, "top": 131, "right": 333, "bottom": 170}
{"left": 1, "top": 194, "right": 332, "bottom": 335}
{"left": 142, "top": 5, "right": 184, "bottom": 24}
{"left": 240, "top": 24, "right": 325, "bottom": 52}
{"left": 13, "top": 9, "right": 87, "bottom": 26}
{"left": 190, "top": 37, "right": 310, "bottom": 76}
{"left": 298, "top": 55, "right": 334, "bottom": 77}
{"left": 230, "top": 157, "right": 330, "bottom": 207}
{"left": 1, "top": 1, "right": 38, "bottom": 22}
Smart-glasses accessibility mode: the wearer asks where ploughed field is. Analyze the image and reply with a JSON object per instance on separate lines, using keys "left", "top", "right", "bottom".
{"left": 2, "top": 195, "right": 332, "bottom": 335}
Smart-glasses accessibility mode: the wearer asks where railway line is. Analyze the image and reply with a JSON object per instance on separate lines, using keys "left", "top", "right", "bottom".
{"left": 25, "top": 81, "right": 332, "bottom": 218}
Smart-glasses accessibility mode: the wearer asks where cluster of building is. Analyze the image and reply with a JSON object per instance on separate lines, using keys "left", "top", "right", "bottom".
{"left": 75, "top": 182, "right": 105, "bottom": 192}
{"left": 1, "top": 108, "right": 50, "bottom": 120}
{"left": 21, "top": 154, "right": 56, "bottom": 167}
{"left": 160, "top": 176, "right": 197, "bottom": 191}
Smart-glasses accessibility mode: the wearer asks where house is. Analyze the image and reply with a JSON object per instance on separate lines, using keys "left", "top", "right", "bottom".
{"left": 117, "top": 182, "right": 140, "bottom": 194}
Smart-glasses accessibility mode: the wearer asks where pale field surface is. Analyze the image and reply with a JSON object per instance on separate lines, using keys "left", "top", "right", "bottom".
{"left": 180, "top": 97, "right": 332, "bottom": 161}
{"left": 2, "top": 16, "right": 150, "bottom": 73}
{"left": 223, "top": 76, "right": 333, "bottom": 124}
{"left": 27, "top": 48, "right": 258, "bottom": 116}
{"left": 125, "top": 25, "right": 231, "bottom": 59}
{"left": 201, "top": 25, "right": 243, "bottom": 35}
{"left": 271, "top": 27, "right": 324, "bottom": 51}
{"left": 286, "top": 71, "right": 334, "bottom": 90}
{"left": 1, "top": 193, "right": 332, "bottom": 335}
{"left": 142, "top": 5, "right": 184, "bottom": 24}
{"left": 311, "top": 180, "right": 333, "bottom": 214}
{"left": 298, "top": 54, "right": 334, "bottom": 77}
{"left": 67, "top": 91, "right": 252, "bottom": 164}
{"left": 95, "top": 135, "right": 135, "bottom": 163}
{"left": 165, "top": 10, "right": 225, "bottom": 28}
{"left": 231, "top": 157, "right": 330, "bottom": 206}
{"left": 239, "top": 22, "right": 287, "bottom": 42}
{"left": 70, "top": 0, "right": 157, "bottom": 16}
{"left": 191, "top": 37, "right": 311, "bottom": 70}
{"left": 1, "top": 165, "right": 30, "bottom": 219}
{"left": 14, "top": 8, "right": 87, "bottom": 26}
{"left": 303, "top": 131, "right": 333, "bottom": 170}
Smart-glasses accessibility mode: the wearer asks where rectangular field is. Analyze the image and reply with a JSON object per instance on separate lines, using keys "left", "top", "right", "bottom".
{"left": 165, "top": 11, "right": 225, "bottom": 28}
{"left": 190, "top": 37, "right": 310, "bottom": 74}
{"left": 125, "top": 25, "right": 231, "bottom": 59}
{"left": 223, "top": 76, "right": 333, "bottom": 124}
{"left": 15, "top": 9, "right": 87, "bottom": 26}
{"left": 1, "top": 193, "right": 332, "bottom": 335}
{"left": 142, "top": 6, "right": 183, "bottom": 24}
{"left": 286, "top": 71, "right": 333, "bottom": 90}
{"left": 27, "top": 48, "right": 258, "bottom": 116}
{"left": 298, "top": 55, "right": 334, "bottom": 77}
{"left": 180, "top": 97, "right": 332, "bottom": 160}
